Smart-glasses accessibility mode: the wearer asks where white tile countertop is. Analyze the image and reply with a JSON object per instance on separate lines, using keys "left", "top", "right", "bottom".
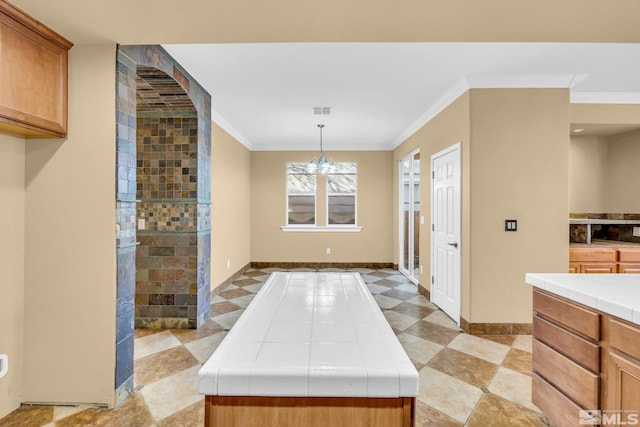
{"left": 526, "top": 273, "right": 640, "bottom": 326}
{"left": 198, "top": 272, "right": 419, "bottom": 398}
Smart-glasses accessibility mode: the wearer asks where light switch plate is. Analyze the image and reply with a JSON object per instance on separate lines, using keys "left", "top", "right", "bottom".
{"left": 505, "top": 219, "right": 517, "bottom": 232}
{"left": 634, "top": 227, "right": 640, "bottom": 237}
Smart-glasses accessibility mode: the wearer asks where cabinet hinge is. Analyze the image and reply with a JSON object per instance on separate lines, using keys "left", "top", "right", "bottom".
{"left": 431, "top": 276, "right": 434, "bottom": 284}
{"left": 432, "top": 224, "right": 434, "bottom": 231}
{"left": 432, "top": 171, "right": 435, "bottom": 179}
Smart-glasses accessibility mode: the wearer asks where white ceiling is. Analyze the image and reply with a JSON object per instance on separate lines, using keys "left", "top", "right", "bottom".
{"left": 162, "top": 43, "right": 640, "bottom": 151}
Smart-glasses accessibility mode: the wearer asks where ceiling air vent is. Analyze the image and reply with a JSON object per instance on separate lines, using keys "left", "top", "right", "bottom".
{"left": 313, "top": 107, "right": 331, "bottom": 115}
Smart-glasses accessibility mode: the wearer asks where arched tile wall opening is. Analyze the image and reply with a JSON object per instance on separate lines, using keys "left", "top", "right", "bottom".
{"left": 115, "top": 45, "right": 211, "bottom": 406}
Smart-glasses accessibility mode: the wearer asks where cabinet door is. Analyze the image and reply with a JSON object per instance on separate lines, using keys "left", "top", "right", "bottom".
{"left": 0, "top": 2, "right": 73, "bottom": 137}
{"left": 581, "top": 263, "right": 616, "bottom": 274}
{"left": 607, "top": 351, "right": 640, "bottom": 424}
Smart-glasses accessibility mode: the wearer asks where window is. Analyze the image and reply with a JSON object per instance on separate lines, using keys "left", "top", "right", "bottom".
{"left": 287, "top": 162, "right": 316, "bottom": 225}
{"left": 327, "top": 162, "right": 357, "bottom": 225}
{"left": 284, "top": 161, "right": 360, "bottom": 232}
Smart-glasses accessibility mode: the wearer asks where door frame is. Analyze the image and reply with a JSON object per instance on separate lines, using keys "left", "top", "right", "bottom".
{"left": 398, "top": 148, "right": 420, "bottom": 285}
{"left": 430, "top": 142, "right": 461, "bottom": 325}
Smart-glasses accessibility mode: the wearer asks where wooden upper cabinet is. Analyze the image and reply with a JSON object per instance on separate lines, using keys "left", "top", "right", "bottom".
{"left": 0, "top": 0, "right": 73, "bottom": 138}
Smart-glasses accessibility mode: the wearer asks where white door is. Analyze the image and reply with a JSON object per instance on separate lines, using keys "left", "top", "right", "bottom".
{"left": 431, "top": 143, "right": 461, "bottom": 324}
{"left": 398, "top": 149, "right": 420, "bottom": 284}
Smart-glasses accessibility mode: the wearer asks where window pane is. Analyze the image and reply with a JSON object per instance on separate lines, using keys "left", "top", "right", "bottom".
{"left": 287, "top": 162, "right": 310, "bottom": 174}
{"left": 327, "top": 174, "right": 356, "bottom": 193}
{"left": 287, "top": 163, "right": 316, "bottom": 194}
{"left": 287, "top": 174, "right": 316, "bottom": 193}
{"left": 331, "top": 162, "right": 357, "bottom": 174}
{"left": 288, "top": 195, "right": 315, "bottom": 225}
{"left": 328, "top": 195, "right": 355, "bottom": 225}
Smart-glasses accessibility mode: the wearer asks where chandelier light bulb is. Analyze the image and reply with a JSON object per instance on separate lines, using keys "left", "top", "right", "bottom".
{"left": 308, "top": 124, "right": 336, "bottom": 174}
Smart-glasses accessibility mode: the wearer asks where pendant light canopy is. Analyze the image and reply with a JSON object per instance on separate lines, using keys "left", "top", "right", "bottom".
{"left": 307, "top": 124, "right": 336, "bottom": 174}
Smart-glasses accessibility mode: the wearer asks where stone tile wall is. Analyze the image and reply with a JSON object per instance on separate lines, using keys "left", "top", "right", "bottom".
{"left": 115, "top": 49, "right": 138, "bottom": 405}
{"left": 115, "top": 44, "right": 211, "bottom": 407}
{"left": 135, "top": 233, "right": 198, "bottom": 328}
{"left": 136, "top": 115, "right": 198, "bottom": 200}
{"left": 570, "top": 212, "right": 640, "bottom": 243}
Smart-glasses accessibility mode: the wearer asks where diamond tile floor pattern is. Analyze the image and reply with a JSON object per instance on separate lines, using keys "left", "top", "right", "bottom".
{"left": 1, "top": 268, "right": 545, "bottom": 426}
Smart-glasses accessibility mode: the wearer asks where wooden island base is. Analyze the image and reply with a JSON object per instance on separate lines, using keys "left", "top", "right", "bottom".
{"left": 204, "top": 395, "right": 415, "bottom": 427}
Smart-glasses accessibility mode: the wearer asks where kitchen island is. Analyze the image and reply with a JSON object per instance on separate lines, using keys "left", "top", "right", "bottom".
{"left": 199, "top": 272, "right": 418, "bottom": 427}
{"left": 526, "top": 273, "right": 640, "bottom": 427}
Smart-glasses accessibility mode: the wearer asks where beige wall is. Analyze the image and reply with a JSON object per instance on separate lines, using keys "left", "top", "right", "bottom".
{"left": 23, "top": 45, "right": 117, "bottom": 405}
{"left": 569, "top": 136, "right": 609, "bottom": 213}
{"left": 211, "top": 123, "right": 251, "bottom": 289}
{"left": 570, "top": 104, "right": 640, "bottom": 125}
{"left": 607, "top": 129, "right": 640, "bottom": 213}
{"left": 568, "top": 129, "right": 640, "bottom": 214}
{"left": 0, "top": 134, "right": 25, "bottom": 419}
{"left": 469, "top": 89, "right": 569, "bottom": 323}
{"left": 393, "top": 93, "right": 472, "bottom": 319}
{"left": 251, "top": 151, "right": 393, "bottom": 263}
{"left": 393, "top": 89, "right": 569, "bottom": 324}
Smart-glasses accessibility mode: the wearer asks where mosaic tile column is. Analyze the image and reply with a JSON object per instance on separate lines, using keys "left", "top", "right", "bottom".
{"left": 115, "top": 45, "right": 211, "bottom": 406}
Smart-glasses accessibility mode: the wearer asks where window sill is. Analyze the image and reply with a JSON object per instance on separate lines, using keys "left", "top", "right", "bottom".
{"left": 281, "top": 225, "right": 363, "bottom": 233}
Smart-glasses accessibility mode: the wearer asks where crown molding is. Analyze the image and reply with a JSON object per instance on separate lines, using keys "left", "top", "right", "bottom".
{"left": 570, "top": 92, "right": 640, "bottom": 104}
{"left": 212, "top": 112, "right": 254, "bottom": 150}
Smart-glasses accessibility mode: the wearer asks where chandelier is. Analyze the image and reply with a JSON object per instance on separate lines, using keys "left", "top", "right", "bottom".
{"left": 307, "top": 124, "right": 336, "bottom": 174}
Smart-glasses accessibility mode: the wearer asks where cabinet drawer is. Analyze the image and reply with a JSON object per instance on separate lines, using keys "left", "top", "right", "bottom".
{"left": 618, "top": 248, "right": 640, "bottom": 263}
{"left": 533, "top": 315, "right": 599, "bottom": 372}
{"left": 610, "top": 318, "right": 640, "bottom": 361}
{"left": 532, "top": 373, "right": 584, "bottom": 427}
{"left": 580, "top": 263, "right": 616, "bottom": 274}
{"left": 533, "top": 339, "right": 599, "bottom": 409}
{"left": 533, "top": 290, "right": 600, "bottom": 341}
{"left": 617, "top": 263, "right": 640, "bottom": 274}
{"left": 570, "top": 247, "right": 617, "bottom": 262}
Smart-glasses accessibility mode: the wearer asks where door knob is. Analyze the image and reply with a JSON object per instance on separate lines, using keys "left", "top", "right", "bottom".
{"left": 447, "top": 242, "right": 458, "bottom": 248}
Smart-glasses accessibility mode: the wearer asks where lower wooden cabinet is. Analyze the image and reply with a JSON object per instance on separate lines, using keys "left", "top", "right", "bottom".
{"left": 607, "top": 351, "right": 640, "bottom": 424}
{"left": 607, "top": 317, "right": 640, "bottom": 425}
{"left": 617, "top": 248, "right": 640, "bottom": 274}
{"left": 569, "top": 247, "right": 617, "bottom": 274}
{"left": 533, "top": 289, "right": 640, "bottom": 427}
{"left": 569, "top": 246, "right": 640, "bottom": 274}
{"left": 533, "top": 290, "right": 601, "bottom": 427}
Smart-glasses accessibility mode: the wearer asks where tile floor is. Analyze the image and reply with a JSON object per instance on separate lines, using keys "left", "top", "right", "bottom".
{"left": 0, "top": 267, "right": 545, "bottom": 426}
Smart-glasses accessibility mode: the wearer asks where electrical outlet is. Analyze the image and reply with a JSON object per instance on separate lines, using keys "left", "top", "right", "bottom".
{"left": 0, "top": 354, "right": 8, "bottom": 379}
{"left": 505, "top": 219, "right": 517, "bottom": 232}
{"left": 326, "top": 248, "right": 331, "bottom": 255}
{"left": 138, "top": 218, "right": 146, "bottom": 230}
{"left": 634, "top": 227, "right": 640, "bottom": 238}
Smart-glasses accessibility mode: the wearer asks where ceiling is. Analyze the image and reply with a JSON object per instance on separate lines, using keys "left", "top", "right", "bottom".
{"left": 162, "top": 43, "right": 640, "bottom": 151}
